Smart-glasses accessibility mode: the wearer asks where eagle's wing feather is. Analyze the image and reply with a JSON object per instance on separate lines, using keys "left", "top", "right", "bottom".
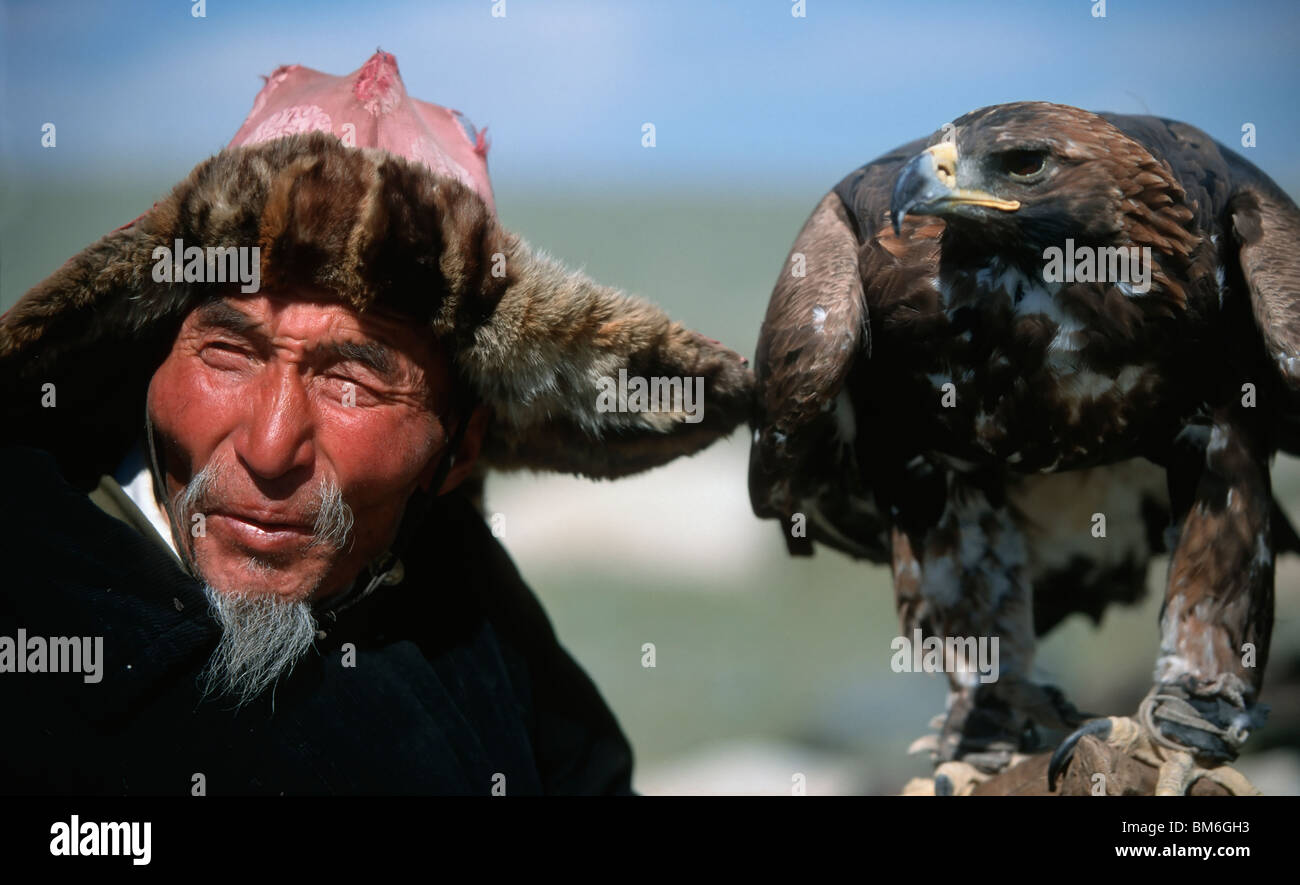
{"left": 749, "top": 189, "right": 872, "bottom": 555}
{"left": 1230, "top": 182, "right": 1300, "bottom": 403}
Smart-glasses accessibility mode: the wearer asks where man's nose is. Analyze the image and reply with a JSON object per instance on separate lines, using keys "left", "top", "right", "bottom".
{"left": 235, "top": 365, "right": 315, "bottom": 480}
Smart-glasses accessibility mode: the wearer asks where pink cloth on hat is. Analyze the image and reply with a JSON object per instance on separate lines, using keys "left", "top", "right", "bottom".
{"left": 228, "top": 50, "right": 495, "bottom": 214}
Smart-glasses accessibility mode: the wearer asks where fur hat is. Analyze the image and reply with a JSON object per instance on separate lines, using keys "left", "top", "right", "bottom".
{"left": 0, "top": 53, "right": 753, "bottom": 489}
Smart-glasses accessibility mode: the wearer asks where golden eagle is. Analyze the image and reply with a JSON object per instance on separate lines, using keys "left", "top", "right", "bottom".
{"left": 749, "top": 101, "right": 1300, "bottom": 794}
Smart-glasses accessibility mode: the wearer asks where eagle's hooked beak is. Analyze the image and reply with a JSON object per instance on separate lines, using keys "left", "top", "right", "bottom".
{"left": 890, "top": 141, "right": 1021, "bottom": 235}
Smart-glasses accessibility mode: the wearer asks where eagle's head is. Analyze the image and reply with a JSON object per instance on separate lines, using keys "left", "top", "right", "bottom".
{"left": 890, "top": 101, "right": 1197, "bottom": 264}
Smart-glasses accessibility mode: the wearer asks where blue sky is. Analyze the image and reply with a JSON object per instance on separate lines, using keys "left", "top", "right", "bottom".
{"left": 4, "top": 0, "right": 1299, "bottom": 197}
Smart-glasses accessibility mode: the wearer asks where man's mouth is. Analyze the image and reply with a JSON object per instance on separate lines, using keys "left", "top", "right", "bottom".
{"left": 207, "top": 510, "right": 316, "bottom": 554}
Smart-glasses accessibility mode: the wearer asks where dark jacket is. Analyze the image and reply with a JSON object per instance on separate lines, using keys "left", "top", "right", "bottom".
{"left": 0, "top": 444, "right": 634, "bottom": 795}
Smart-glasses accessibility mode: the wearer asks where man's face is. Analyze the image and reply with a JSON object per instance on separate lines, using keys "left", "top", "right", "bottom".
{"left": 148, "top": 290, "right": 457, "bottom": 606}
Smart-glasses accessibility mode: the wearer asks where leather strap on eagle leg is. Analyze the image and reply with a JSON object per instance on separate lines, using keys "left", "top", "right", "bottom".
{"left": 1139, "top": 682, "right": 1251, "bottom": 758}
{"left": 1134, "top": 684, "right": 1262, "bottom": 795}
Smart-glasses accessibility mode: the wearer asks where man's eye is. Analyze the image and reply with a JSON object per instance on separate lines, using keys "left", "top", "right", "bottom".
{"left": 324, "top": 374, "right": 375, "bottom": 404}
{"left": 999, "top": 150, "right": 1047, "bottom": 179}
{"left": 201, "top": 342, "right": 253, "bottom": 364}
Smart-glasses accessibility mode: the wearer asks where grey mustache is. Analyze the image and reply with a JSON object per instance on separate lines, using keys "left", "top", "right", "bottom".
{"left": 307, "top": 477, "right": 354, "bottom": 551}
{"left": 172, "top": 459, "right": 355, "bottom": 553}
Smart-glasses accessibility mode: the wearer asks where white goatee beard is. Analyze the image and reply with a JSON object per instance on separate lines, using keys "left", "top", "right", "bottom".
{"left": 168, "top": 459, "right": 357, "bottom": 704}
{"left": 199, "top": 582, "right": 319, "bottom": 706}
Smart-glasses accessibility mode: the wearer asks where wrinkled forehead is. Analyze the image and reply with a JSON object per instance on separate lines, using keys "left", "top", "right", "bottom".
{"left": 185, "top": 286, "right": 448, "bottom": 362}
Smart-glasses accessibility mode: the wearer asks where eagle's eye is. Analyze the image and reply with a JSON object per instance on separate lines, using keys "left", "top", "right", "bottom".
{"left": 998, "top": 149, "right": 1047, "bottom": 180}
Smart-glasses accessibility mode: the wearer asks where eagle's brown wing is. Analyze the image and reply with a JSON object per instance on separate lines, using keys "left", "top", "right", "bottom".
{"left": 1233, "top": 186, "right": 1300, "bottom": 376}
{"left": 1227, "top": 160, "right": 1300, "bottom": 448}
{"left": 749, "top": 141, "right": 930, "bottom": 560}
{"left": 748, "top": 189, "right": 873, "bottom": 556}
{"left": 1099, "top": 114, "right": 1300, "bottom": 453}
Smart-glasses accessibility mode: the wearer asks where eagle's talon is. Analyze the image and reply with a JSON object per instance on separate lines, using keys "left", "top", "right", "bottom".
{"left": 1048, "top": 717, "right": 1113, "bottom": 791}
{"left": 907, "top": 761, "right": 993, "bottom": 796}
{"left": 907, "top": 733, "right": 941, "bottom": 757}
{"left": 902, "top": 754, "right": 1037, "bottom": 796}
{"left": 915, "top": 680, "right": 1086, "bottom": 779}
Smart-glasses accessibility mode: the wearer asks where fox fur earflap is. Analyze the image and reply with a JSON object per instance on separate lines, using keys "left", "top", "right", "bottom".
{"left": 0, "top": 132, "right": 754, "bottom": 484}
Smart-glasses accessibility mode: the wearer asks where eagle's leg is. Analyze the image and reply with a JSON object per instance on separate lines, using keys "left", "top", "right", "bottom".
{"left": 893, "top": 481, "right": 1087, "bottom": 792}
{"left": 1049, "top": 417, "right": 1273, "bottom": 795}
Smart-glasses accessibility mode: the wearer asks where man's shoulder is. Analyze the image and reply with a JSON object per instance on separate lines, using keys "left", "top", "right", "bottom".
{"left": 0, "top": 444, "right": 177, "bottom": 571}
{"left": 0, "top": 444, "right": 209, "bottom": 649}
{"left": 0, "top": 444, "right": 86, "bottom": 509}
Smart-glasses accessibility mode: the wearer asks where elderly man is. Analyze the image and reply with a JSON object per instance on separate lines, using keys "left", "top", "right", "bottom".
{"left": 0, "top": 52, "right": 752, "bottom": 794}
